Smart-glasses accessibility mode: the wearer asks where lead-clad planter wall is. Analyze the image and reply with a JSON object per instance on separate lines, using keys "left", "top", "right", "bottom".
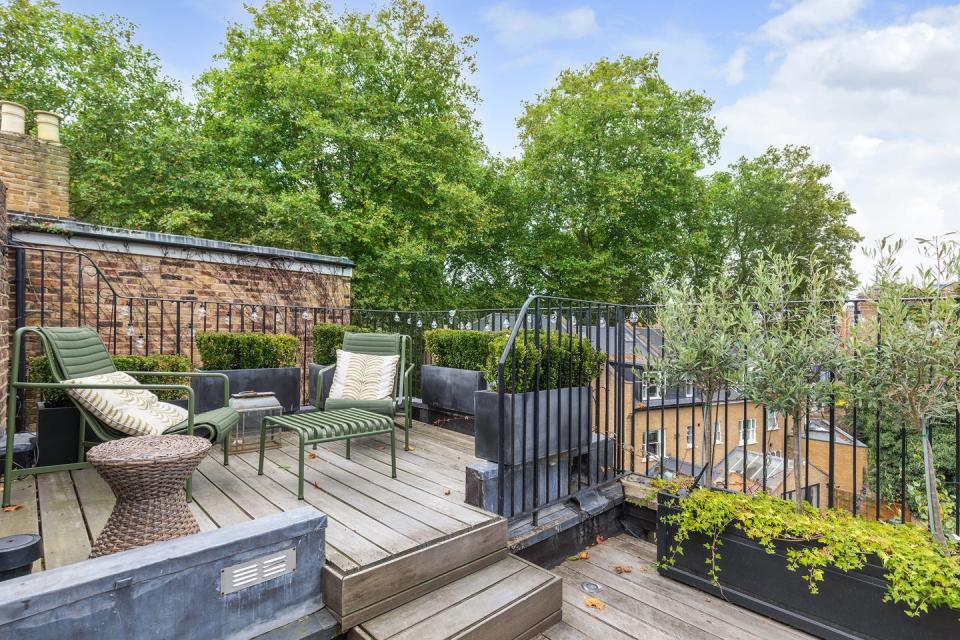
{"left": 420, "top": 365, "right": 486, "bottom": 415}
{"left": 656, "top": 492, "right": 960, "bottom": 640}
{"left": 473, "top": 387, "right": 591, "bottom": 464}
{"left": 193, "top": 368, "right": 301, "bottom": 414}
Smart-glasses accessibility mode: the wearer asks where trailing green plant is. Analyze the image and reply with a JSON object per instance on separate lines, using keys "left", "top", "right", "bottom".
{"left": 196, "top": 332, "right": 297, "bottom": 370}
{"left": 424, "top": 329, "right": 499, "bottom": 371}
{"left": 660, "top": 489, "right": 960, "bottom": 617}
{"left": 28, "top": 354, "right": 193, "bottom": 406}
{"left": 312, "top": 323, "right": 371, "bottom": 364}
{"left": 483, "top": 332, "right": 606, "bottom": 393}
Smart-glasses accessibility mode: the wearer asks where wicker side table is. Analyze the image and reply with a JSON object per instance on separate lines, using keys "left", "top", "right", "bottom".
{"left": 87, "top": 435, "right": 211, "bottom": 558}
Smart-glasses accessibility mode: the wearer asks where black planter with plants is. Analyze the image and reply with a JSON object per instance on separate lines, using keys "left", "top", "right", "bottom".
{"left": 28, "top": 354, "right": 192, "bottom": 465}
{"left": 194, "top": 332, "right": 301, "bottom": 413}
{"left": 656, "top": 491, "right": 960, "bottom": 640}
{"left": 420, "top": 329, "right": 498, "bottom": 415}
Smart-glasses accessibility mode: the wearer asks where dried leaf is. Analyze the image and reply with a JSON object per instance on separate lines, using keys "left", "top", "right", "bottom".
{"left": 578, "top": 551, "right": 589, "bottom": 560}
{"left": 407, "top": 445, "right": 416, "bottom": 451}
{"left": 613, "top": 565, "right": 632, "bottom": 574}
{"left": 595, "top": 534, "right": 605, "bottom": 545}
{"left": 584, "top": 597, "right": 605, "bottom": 611}
{"left": 313, "top": 481, "right": 321, "bottom": 489}
{"left": 2, "top": 504, "right": 23, "bottom": 513}
{"left": 442, "top": 488, "right": 451, "bottom": 496}
{"left": 307, "top": 452, "right": 317, "bottom": 459}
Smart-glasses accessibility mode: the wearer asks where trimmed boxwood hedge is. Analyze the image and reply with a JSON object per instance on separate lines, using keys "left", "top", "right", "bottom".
{"left": 424, "top": 329, "right": 500, "bottom": 371}
{"left": 312, "top": 323, "right": 371, "bottom": 364}
{"left": 28, "top": 353, "right": 193, "bottom": 407}
{"left": 484, "top": 332, "right": 607, "bottom": 393}
{"left": 196, "top": 331, "right": 298, "bottom": 370}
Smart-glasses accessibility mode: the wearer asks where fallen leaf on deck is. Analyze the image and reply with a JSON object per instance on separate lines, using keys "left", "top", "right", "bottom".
{"left": 595, "top": 534, "right": 605, "bottom": 545}
{"left": 307, "top": 452, "right": 317, "bottom": 459}
{"left": 2, "top": 505, "right": 22, "bottom": 512}
{"left": 443, "top": 488, "right": 451, "bottom": 496}
{"left": 578, "top": 551, "right": 589, "bottom": 560}
{"left": 613, "top": 565, "right": 632, "bottom": 574}
{"left": 313, "top": 481, "right": 321, "bottom": 489}
{"left": 377, "top": 445, "right": 386, "bottom": 451}
{"left": 407, "top": 446, "right": 416, "bottom": 451}
{"left": 567, "top": 555, "right": 581, "bottom": 561}
{"left": 584, "top": 597, "right": 605, "bottom": 611}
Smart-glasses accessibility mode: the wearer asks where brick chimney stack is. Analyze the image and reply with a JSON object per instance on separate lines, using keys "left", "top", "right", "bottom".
{"left": 0, "top": 100, "right": 69, "bottom": 218}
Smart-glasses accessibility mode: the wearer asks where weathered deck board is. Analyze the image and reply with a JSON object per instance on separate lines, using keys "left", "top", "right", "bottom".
{"left": 71, "top": 468, "right": 114, "bottom": 540}
{"left": 36, "top": 472, "right": 89, "bottom": 568}
{"left": 543, "top": 534, "right": 814, "bottom": 640}
{"left": 0, "top": 475, "right": 41, "bottom": 571}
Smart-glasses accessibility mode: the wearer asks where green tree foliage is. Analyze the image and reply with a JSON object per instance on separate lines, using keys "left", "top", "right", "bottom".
{"left": 0, "top": 0, "right": 191, "bottom": 222}
{"left": 709, "top": 145, "right": 862, "bottom": 294}
{"left": 187, "top": 0, "right": 491, "bottom": 309}
{"left": 504, "top": 55, "right": 722, "bottom": 303}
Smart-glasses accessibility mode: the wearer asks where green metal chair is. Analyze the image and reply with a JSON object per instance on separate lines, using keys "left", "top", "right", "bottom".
{"left": 315, "top": 332, "right": 413, "bottom": 450}
{"left": 3, "top": 326, "right": 239, "bottom": 506}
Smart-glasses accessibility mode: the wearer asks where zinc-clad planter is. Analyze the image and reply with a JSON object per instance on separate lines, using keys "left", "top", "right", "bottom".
{"left": 473, "top": 387, "right": 591, "bottom": 464}
{"left": 656, "top": 492, "right": 960, "bottom": 640}
{"left": 192, "top": 367, "right": 301, "bottom": 414}
{"left": 420, "top": 365, "right": 486, "bottom": 415}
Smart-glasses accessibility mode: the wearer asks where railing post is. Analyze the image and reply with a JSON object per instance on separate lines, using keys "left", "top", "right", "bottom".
{"left": 14, "top": 246, "right": 26, "bottom": 433}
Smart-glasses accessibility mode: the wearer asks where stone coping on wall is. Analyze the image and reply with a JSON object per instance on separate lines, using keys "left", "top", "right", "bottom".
{"left": 9, "top": 212, "right": 354, "bottom": 276}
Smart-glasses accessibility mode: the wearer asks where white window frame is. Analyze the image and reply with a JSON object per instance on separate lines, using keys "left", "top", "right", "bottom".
{"left": 641, "top": 372, "right": 663, "bottom": 401}
{"left": 714, "top": 421, "right": 723, "bottom": 444}
{"left": 642, "top": 429, "right": 662, "bottom": 458}
{"left": 686, "top": 425, "right": 694, "bottom": 449}
{"left": 766, "top": 408, "right": 779, "bottom": 431}
{"left": 738, "top": 418, "right": 757, "bottom": 445}
{"left": 684, "top": 381, "right": 694, "bottom": 398}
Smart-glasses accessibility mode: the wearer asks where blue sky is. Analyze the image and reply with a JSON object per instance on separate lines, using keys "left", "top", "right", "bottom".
{"left": 58, "top": 0, "right": 960, "bottom": 279}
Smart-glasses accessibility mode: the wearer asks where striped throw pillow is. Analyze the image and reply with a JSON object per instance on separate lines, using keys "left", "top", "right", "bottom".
{"left": 64, "top": 371, "right": 188, "bottom": 436}
{"left": 329, "top": 349, "right": 399, "bottom": 401}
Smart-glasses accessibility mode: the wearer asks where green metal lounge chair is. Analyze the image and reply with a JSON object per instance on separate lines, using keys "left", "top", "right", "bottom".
{"left": 3, "top": 326, "right": 239, "bottom": 506}
{"left": 315, "top": 332, "right": 413, "bottom": 450}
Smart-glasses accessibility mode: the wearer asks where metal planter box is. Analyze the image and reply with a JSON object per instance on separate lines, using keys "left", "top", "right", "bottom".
{"left": 656, "top": 492, "right": 960, "bottom": 640}
{"left": 420, "top": 365, "right": 487, "bottom": 415}
{"left": 193, "top": 367, "right": 301, "bottom": 414}
{"left": 473, "top": 387, "right": 592, "bottom": 464}
{"left": 228, "top": 391, "right": 283, "bottom": 453}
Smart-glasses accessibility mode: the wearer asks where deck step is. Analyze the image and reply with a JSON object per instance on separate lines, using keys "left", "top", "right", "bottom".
{"left": 350, "top": 555, "right": 562, "bottom": 640}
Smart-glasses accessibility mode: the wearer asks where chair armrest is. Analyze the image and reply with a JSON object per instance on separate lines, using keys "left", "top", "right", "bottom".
{"left": 122, "top": 370, "right": 231, "bottom": 406}
{"left": 403, "top": 363, "right": 415, "bottom": 401}
{"left": 315, "top": 364, "right": 335, "bottom": 409}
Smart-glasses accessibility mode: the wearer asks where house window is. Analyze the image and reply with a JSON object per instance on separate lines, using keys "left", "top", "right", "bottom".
{"left": 641, "top": 372, "right": 662, "bottom": 401}
{"left": 714, "top": 421, "right": 723, "bottom": 444}
{"left": 738, "top": 418, "right": 757, "bottom": 445}
{"left": 642, "top": 429, "right": 662, "bottom": 458}
{"left": 686, "top": 425, "right": 694, "bottom": 449}
{"left": 766, "top": 408, "right": 779, "bottom": 431}
{"left": 684, "top": 381, "right": 694, "bottom": 398}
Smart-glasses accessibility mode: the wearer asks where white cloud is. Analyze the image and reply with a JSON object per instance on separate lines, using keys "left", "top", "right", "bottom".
{"left": 758, "top": 0, "right": 865, "bottom": 43}
{"left": 717, "top": 2, "right": 960, "bottom": 287}
{"left": 483, "top": 3, "right": 598, "bottom": 48}
{"left": 725, "top": 47, "right": 748, "bottom": 85}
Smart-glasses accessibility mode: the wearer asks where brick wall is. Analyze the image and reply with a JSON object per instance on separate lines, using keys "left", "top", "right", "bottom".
{"left": 0, "top": 132, "right": 69, "bottom": 218}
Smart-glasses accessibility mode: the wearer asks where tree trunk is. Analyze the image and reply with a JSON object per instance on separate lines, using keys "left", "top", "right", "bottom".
{"left": 920, "top": 417, "right": 948, "bottom": 548}
{"left": 791, "top": 410, "right": 803, "bottom": 513}
{"left": 699, "top": 392, "right": 715, "bottom": 487}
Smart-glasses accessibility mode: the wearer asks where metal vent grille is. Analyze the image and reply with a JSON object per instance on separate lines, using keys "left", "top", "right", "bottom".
{"left": 220, "top": 548, "right": 296, "bottom": 595}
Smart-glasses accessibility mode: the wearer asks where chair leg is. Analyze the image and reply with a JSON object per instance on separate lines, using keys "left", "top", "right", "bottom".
{"left": 346, "top": 438, "right": 351, "bottom": 460}
{"left": 298, "top": 431, "right": 306, "bottom": 500}
{"left": 404, "top": 397, "right": 412, "bottom": 451}
{"left": 223, "top": 427, "right": 232, "bottom": 466}
{"left": 390, "top": 428, "right": 397, "bottom": 479}
{"left": 258, "top": 420, "right": 268, "bottom": 476}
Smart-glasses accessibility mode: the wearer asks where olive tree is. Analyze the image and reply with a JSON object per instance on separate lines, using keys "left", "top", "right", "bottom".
{"left": 652, "top": 275, "right": 742, "bottom": 485}
{"left": 738, "top": 253, "right": 844, "bottom": 513}
{"left": 847, "top": 237, "right": 960, "bottom": 547}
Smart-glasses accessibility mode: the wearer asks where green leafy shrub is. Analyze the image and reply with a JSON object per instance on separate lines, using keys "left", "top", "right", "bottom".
{"left": 28, "top": 354, "right": 193, "bottom": 407}
{"left": 424, "top": 329, "right": 499, "bottom": 371}
{"left": 661, "top": 488, "right": 960, "bottom": 617}
{"left": 312, "top": 323, "right": 370, "bottom": 364}
{"left": 196, "top": 332, "right": 298, "bottom": 370}
{"left": 484, "top": 332, "right": 607, "bottom": 393}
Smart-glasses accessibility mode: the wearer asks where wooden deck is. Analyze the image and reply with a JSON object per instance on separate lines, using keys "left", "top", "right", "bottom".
{"left": 537, "top": 533, "right": 814, "bottom": 640}
{"left": 0, "top": 419, "right": 507, "bottom": 629}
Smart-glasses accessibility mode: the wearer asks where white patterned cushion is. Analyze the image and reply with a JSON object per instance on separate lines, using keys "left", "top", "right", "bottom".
{"left": 64, "top": 371, "right": 188, "bottom": 436}
{"left": 328, "top": 349, "right": 399, "bottom": 401}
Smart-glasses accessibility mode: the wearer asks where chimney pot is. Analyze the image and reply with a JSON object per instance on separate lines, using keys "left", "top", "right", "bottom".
{"left": 34, "top": 110, "right": 61, "bottom": 143}
{"left": 0, "top": 100, "right": 27, "bottom": 135}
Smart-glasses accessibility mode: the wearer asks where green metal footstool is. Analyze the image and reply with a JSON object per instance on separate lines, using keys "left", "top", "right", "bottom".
{"left": 257, "top": 408, "right": 397, "bottom": 499}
